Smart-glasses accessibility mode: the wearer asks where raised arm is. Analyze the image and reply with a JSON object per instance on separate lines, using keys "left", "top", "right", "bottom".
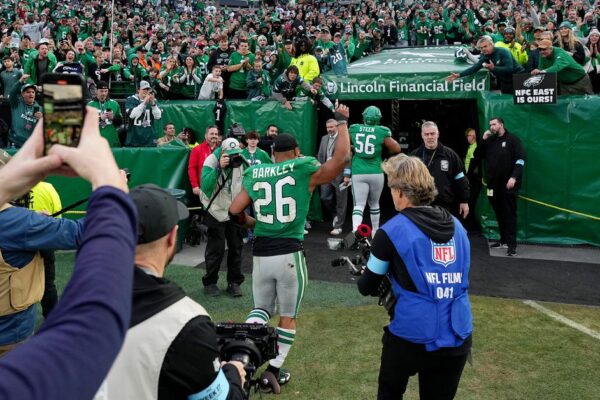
{"left": 309, "top": 104, "right": 351, "bottom": 191}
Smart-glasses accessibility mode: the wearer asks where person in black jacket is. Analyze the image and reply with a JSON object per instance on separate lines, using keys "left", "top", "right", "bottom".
{"left": 472, "top": 117, "right": 525, "bottom": 257}
{"left": 383, "top": 16, "right": 398, "bottom": 46}
{"left": 97, "top": 184, "right": 246, "bottom": 400}
{"left": 207, "top": 36, "right": 233, "bottom": 98}
{"left": 258, "top": 124, "right": 278, "bottom": 159}
{"left": 410, "top": 121, "right": 470, "bottom": 220}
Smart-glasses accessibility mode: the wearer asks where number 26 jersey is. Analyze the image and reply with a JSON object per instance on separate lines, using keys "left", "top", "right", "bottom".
{"left": 243, "top": 156, "right": 320, "bottom": 241}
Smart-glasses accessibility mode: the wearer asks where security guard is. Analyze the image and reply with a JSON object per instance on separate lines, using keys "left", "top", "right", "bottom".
{"left": 473, "top": 117, "right": 525, "bottom": 256}
{"left": 410, "top": 121, "right": 469, "bottom": 219}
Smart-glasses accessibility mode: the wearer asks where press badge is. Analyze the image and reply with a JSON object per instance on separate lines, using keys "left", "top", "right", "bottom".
{"left": 441, "top": 160, "right": 449, "bottom": 171}
{"left": 502, "top": 142, "right": 506, "bottom": 148}
{"left": 487, "top": 189, "right": 494, "bottom": 197}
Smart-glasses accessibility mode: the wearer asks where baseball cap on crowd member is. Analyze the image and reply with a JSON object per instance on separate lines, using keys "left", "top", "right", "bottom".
{"left": 130, "top": 184, "right": 189, "bottom": 244}
{"left": 504, "top": 26, "right": 515, "bottom": 34}
{"left": 37, "top": 38, "right": 50, "bottom": 48}
{"left": 273, "top": 134, "right": 298, "bottom": 152}
{"left": 21, "top": 83, "right": 36, "bottom": 93}
{"left": 96, "top": 80, "right": 109, "bottom": 90}
{"left": 139, "top": 80, "right": 151, "bottom": 90}
{"left": 559, "top": 21, "right": 573, "bottom": 29}
{"left": 534, "top": 26, "right": 545, "bottom": 32}
{"left": 284, "top": 39, "right": 293, "bottom": 45}
{"left": 221, "top": 137, "right": 242, "bottom": 155}
{"left": 334, "top": 32, "right": 342, "bottom": 38}
{"left": 537, "top": 39, "right": 553, "bottom": 49}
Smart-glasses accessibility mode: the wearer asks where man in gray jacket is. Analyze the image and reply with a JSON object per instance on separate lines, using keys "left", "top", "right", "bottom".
{"left": 317, "top": 119, "right": 350, "bottom": 235}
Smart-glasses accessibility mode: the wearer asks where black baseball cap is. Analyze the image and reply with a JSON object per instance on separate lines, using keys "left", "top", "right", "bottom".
{"left": 273, "top": 134, "right": 298, "bottom": 152}
{"left": 96, "top": 80, "right": 109, "bottom": 90}
{"left": 130, "top": 184, "right": 189, "bottom": 244}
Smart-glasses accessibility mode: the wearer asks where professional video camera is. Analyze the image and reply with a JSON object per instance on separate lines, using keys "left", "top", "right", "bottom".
{"left": 331, "top": 224, "right": 372, "bottom": 275}
{"left": 331, "top": 224, "right": 397, "bottom": 317}
{"left": 228, "top": 122, "right": 246, "bottom": 140}
{"left": 215, "top": 322, "right": 278, "bottom": 396}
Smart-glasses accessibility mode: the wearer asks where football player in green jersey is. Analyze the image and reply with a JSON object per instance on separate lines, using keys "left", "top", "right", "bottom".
{"left": 348, "top": 106, "right": 401, "bottom": 233}
{"left": 228, "top": 104, "right": 351, "bottom": 394}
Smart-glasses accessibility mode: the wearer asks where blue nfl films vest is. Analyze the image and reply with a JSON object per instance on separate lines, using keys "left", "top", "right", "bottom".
{"left": 381, "top": 213, "right": 473, "bottom": 351}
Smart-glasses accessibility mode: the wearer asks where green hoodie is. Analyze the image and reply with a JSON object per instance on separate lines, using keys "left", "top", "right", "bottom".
{"left": 8, "top": 82, "right": 40, "bottom": 147}
{"left": 539, "top": 46, "right": 587, "bottom": 84}
{"left": 24, "top": 51, "right": 58, "bottom": 85}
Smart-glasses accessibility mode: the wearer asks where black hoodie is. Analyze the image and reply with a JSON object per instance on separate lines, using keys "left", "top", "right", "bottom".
{"left": 358, "top": 206, "right": 455, "bottom": 296}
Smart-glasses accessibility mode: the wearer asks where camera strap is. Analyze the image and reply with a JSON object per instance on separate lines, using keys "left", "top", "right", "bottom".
{"left": 201, "top": 168, "right": 233, "bottom": 216}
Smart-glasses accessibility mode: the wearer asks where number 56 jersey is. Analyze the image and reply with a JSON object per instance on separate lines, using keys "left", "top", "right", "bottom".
{"left": 349, "top": 124, "right": 391, "bottom": 175}
{"left": 243, "top": 156, "right": 320, "bottom": 241}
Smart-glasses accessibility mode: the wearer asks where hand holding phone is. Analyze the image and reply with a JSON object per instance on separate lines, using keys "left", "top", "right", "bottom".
{"left": 34, "top": 106, "right": 42, "bottom": 120}
{"left": 42, "top": 73, "right": 86, "bottom": 154}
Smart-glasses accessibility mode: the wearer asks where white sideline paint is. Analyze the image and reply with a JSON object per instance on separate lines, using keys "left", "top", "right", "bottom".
{"left": 523, "top": 300, "right": 600, "bottom": 341}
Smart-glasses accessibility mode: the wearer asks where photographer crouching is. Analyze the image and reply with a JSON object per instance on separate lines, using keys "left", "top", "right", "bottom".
{"left": 357, "top": 154, "right": 473, "bottom": 400}
{"left": 200, "top": 137, "right": 247, "bottom": 297}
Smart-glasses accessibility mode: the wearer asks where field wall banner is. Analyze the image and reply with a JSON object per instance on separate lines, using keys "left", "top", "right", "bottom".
{"left": 159, "top": 99, "right": 318, "bottom": 156}
{"left": 44, "top": 146, "right": 192, "bottom": 218}
{"left": 40, "top": 100, "right": 321, "bottom": 220}
{"left": 476, "top": 92, "right": 600, "bottom": 246}
{"left": 321, "top": 47, "right": 490, "bottom": 100}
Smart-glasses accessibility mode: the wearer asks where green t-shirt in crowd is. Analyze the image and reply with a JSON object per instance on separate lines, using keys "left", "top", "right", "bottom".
{"left": 228, "top": 51, "right": 256, "bottom": 91}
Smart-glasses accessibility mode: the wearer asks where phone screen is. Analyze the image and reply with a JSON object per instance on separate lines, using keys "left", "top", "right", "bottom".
{"left": 43, "top": 78, "right": 84, "bottom": 153}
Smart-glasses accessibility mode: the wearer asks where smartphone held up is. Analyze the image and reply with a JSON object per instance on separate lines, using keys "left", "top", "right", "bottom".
{"left": 42, "top": 73, "right": 86, "bottom": 154}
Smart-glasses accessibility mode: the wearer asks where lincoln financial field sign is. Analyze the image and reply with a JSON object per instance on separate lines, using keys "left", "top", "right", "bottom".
{"left": 336, "top": 77, "right": 486, "bottom": 95}
{"left": 322, "top": 48, "right": 490, "bottom": 100}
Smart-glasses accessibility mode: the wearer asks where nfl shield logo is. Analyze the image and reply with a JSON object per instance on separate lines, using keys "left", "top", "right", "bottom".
{"left": 431, "top": 239, "right": 456, "bottom": 268}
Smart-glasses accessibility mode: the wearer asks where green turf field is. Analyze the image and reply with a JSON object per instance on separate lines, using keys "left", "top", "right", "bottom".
{"left": 48, "top": 252, "right": 600, "bottom": 399}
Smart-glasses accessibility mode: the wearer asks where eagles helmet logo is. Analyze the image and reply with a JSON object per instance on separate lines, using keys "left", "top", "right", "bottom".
{"left": 454, "top": 47, "right": 468, "bottom": 62}
{"left": 524, "top": 75, "right": 545, "bottom": 87}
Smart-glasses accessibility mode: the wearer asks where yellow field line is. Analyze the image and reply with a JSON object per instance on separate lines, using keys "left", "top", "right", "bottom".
{"left": 517, "top": 195, "right": 600, "bottom": 221}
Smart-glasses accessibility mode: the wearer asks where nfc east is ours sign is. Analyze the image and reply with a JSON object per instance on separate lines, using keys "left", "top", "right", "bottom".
{"left": 513, "top": 73, "right": 557, "bottom": 105}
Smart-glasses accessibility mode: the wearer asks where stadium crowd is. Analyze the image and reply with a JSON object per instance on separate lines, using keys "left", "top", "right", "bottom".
{"left": 0, "top": 0, "right": 599, "bottom": 141}
{"left": 0, "top": 0, "right": 589, "bottom": 398}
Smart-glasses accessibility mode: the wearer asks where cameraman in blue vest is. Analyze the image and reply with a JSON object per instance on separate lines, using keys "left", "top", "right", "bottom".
{"left": 358, "top": 154, "right": 473, "bottom": 400}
